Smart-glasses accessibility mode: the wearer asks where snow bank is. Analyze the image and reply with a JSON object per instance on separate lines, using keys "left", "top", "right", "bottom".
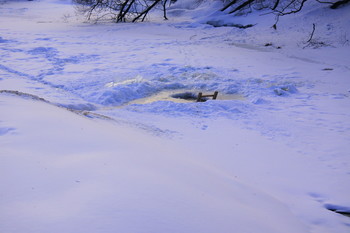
{"left": 0, "top": 94, "right": 311, "bottom": 233}
{"left": 1, "top": 0, "right": 350, "bottom": 232}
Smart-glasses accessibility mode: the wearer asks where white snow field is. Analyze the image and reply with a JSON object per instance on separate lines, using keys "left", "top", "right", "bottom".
{"left": 1, "top": 0, "right": 350, "bottom": 232}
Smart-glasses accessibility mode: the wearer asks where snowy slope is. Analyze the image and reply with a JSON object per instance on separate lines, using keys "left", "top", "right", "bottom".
{"left": 1, "top": 93, "right": 312, "bottom": 233}
{"left": 1, "top": 0, "right": 350, "bottom": 232}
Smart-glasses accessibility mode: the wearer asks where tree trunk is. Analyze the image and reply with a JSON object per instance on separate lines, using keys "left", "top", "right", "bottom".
{"left": 119, "top": 0, "right": 136, "bottom": 22}
{"left": 162, "top": 0, "right": 168, "bottom": 20}
{"left": 272, "top": 0, "right": 280, "bottom": 10}
{"left": 117, "top": 0, "right": 130, "bottom": 22}
{"left": 330, "top": 0, "right": 350, "bottom": 8}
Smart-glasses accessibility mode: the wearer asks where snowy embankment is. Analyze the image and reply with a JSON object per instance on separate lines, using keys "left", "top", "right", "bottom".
{"left": 1, "top": 0, "right": 350, "bottom": 232}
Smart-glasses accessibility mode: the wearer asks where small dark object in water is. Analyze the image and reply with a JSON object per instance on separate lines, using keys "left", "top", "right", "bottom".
{"left": 171, "top": 91, "right": 219, "bottom": 102}
{"left": 197, "top": 91, "right": 218, "bottom": 102}
{"left": 264, "top": 43, "right": 281, "bottom": 49}
{"left": 171, "top": 92, "right": 198, "bottom": 101}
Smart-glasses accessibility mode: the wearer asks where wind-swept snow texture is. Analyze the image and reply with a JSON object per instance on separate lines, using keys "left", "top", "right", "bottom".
{"left": 1, "top": 0, "right": 350, "bottom": 233}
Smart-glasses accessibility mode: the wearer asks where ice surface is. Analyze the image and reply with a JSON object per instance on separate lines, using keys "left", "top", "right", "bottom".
{"left": 0, "top": 0, "right": 350, "bottom": 232}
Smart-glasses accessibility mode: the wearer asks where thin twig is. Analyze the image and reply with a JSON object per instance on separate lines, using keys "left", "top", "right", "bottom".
{"left": 307, "top": 23, "right": 316, "bottom": 43}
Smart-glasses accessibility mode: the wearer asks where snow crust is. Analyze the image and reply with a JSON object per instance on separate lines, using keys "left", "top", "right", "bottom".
{"left": 1, "top": 0, "right": 350, "bottom": 232}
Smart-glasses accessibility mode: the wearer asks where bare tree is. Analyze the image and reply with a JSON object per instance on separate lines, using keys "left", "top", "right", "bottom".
{"left": 74, "top": 0, "right": 350, "bottom": 24}
{"left": 220, "top": 0, "right": 350, "bottom": 27}
{"left": 221, "top": 0, "right": 350, "bottom": 15}
{"left": 74, "top": 0, "right": 170, "bottom": 23}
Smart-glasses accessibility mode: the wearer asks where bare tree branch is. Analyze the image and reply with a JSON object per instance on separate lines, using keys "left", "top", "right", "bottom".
{"left": 162, "top": 0, "right": 168, "bottom": 20}
{"left": 221, "top": 0, "right": 238, "bottom": 12}
{"left": 276, "top": 0, "right": 308, "bottom": 16}
{"left": 132, "top": 0, "right": 161, "bottom": 22}
{"left": 228, "top": 0, "right": 255, "bottom": 14}
{"left": 307, "top": 23, "right": 316, "bottom": 42}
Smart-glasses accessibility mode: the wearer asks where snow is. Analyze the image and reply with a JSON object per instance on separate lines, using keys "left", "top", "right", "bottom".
{"left": 1, "top": 0, "right": 350, "bottom": 232}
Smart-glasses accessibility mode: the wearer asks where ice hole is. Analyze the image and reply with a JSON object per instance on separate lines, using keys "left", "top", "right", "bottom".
{"left": 127, "top": 89, "right": 244, "bottom": 105}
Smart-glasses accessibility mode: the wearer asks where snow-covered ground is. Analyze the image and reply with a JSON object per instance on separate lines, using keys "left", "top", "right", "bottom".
{"left": 1, "top": 0, "right": 350, "bottom": 232}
